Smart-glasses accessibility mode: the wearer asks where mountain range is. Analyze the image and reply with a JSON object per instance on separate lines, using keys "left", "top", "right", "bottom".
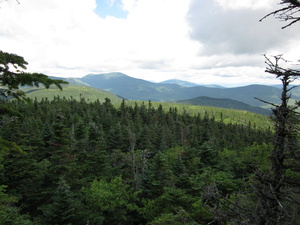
{"left": 62, "top": 72, "right": 290, "bottom": 106}
{"left": 40, "top": 72, "right": 300, "bottom": 114}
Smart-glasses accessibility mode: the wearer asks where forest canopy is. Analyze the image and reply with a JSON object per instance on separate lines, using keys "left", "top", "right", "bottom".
{"left": 0, "top": 96, "right": 274, "bottom": 224}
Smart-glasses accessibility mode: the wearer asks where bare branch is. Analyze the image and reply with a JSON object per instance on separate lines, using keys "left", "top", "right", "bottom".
{"left": 260, "top": 0, "right": 300, "bottom": 29}
{"left": 254, "top": 97, "right": 279, "bottom": 108}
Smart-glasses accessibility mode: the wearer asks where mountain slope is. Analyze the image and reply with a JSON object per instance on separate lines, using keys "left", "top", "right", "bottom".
{"left": 79, "top": 73, "right": 288, "bottom": 107}
{"left": 177, "top": 96, "right": 271, "bottom": 115}
{"left": 80, "top": 72, "right": 188, "bottom": 101}
{"left": 23, "top": 84, "right": 122, "bottom": 103}
{"left": 48, "top": 73, "right": 298, "bottom": 109}
{"left": 188, "top": 84, "right": 283, "bottom": 107}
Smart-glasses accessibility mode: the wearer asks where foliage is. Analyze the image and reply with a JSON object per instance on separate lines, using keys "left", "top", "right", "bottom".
{"left": 0, "top": 50, "right": 67, "bottom": 99}
{"left": 122, "top": 100, "right": 272, "bottom": 130}
{"left": 83, "top": 176, "right": 139, "bottom": 224}
{"left": 0, "top": 96, "right": 273, "bottom": 224}
{"left": 0, "top": 50, "right": 68, "bottom": 224}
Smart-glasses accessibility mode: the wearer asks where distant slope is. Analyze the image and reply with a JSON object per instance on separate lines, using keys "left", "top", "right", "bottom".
{"left": 23, "top": 84, "right": 122, "bottom": 103}
{"left": 177, "top": 96, "right": 271, "bottom": 115}
{"left": 80, "top": 72, "right": 188, "bottom": 101}
{"left": 48, "top": 73, "right": 300, "bottom": 109}
{"left": 188, "top": 84, "right": 283, "bottom": 108}
{"left": 160, "top": 79, "right": 200, "bottom": 87}
{"left": 79, "top": 73, "right": 289, "bottom": 107}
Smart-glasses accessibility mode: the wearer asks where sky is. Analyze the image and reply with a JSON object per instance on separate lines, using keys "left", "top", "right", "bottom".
{"left": 0, "top": 0, "right": 299, "bottom": 87}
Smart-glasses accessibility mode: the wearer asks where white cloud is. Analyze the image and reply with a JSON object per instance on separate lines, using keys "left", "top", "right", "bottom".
{"left": 0, "top": 0, "right": 299, "bottom": 86}
{"left": 187, "top": 0, "right": 299, "bottom": 55}
{"left": 1, "top": 0, "right": 197, "bottom": 75}
{"left": 185, "top": 0, "right": 300, "bottom": 85}
{"left": 215, "top": 0, "right": 274, "bottom": 10}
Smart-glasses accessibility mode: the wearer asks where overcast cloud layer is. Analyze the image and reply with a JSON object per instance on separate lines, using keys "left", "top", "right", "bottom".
{"left": 0, "top": 0, "right": 299, "bottom": 86}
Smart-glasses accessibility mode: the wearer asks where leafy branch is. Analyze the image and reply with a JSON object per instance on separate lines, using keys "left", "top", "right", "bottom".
{"left": 0, "top": 50, "right": 68, "bottom": 99}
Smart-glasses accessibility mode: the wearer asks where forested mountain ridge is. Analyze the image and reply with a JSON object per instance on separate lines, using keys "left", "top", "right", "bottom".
{"left": 53, "top": 72, "right": 293, "bottom": 107}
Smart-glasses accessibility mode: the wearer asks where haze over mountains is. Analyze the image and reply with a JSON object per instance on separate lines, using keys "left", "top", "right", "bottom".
{"left": 65, "top": 72, "right": 283, "bottom": 104}
{"left": 45, "top": 72, "right": 300, "bottom": 115}
{"left": 160, "top": 79, "right": 225, "bottom": 88}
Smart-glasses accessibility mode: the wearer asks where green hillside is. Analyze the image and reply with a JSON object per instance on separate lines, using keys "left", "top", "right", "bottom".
{"left": 23, "top": 84, "right": 271, "bottom": 130}
{"left": 22, "top": 84, "right": 123, "bottom": 103}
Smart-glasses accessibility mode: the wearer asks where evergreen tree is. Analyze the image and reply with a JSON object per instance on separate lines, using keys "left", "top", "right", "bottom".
{"left": 37, "top": 177, "right": 82, "bottom": 225}
{"left": 0, "top": 50, "right": 67, "bottom": 99}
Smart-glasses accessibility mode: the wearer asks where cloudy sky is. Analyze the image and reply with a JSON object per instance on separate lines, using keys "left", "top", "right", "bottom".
{"left": 0, "top": 0, "right": 299, "bottom": 87}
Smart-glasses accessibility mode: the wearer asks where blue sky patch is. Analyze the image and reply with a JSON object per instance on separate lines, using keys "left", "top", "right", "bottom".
{"left": 95, "top": 0, "right": 128, "bottom": 19}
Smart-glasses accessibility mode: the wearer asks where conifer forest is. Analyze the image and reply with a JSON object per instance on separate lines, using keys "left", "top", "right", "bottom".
{"left": 0, "top": 96, "right": 278, "bottom": 224}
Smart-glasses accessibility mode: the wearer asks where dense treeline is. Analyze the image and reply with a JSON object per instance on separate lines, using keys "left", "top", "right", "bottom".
{"left": 0, "top": 97, "right": 273, "bottom": 224}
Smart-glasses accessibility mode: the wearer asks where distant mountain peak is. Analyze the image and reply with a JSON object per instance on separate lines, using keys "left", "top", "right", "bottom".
{"left": 84, "top": 72, "right": 127, "bottom": 79}
{"left": 160, "top": 79, "right": 225, "bottom": 88}
{"left": 59, "top": 72, "right": 296, "bottom": 110}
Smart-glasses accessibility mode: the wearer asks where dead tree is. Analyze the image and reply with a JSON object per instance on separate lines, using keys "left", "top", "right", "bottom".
{"left": 260, "top": 0, "right": 300, "bottom": 29}
{"left": 203, "top": 55, "right": 300, "bottom": 225}
{"left": 253, "top": 55, "right": 300, "bottom": 224}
